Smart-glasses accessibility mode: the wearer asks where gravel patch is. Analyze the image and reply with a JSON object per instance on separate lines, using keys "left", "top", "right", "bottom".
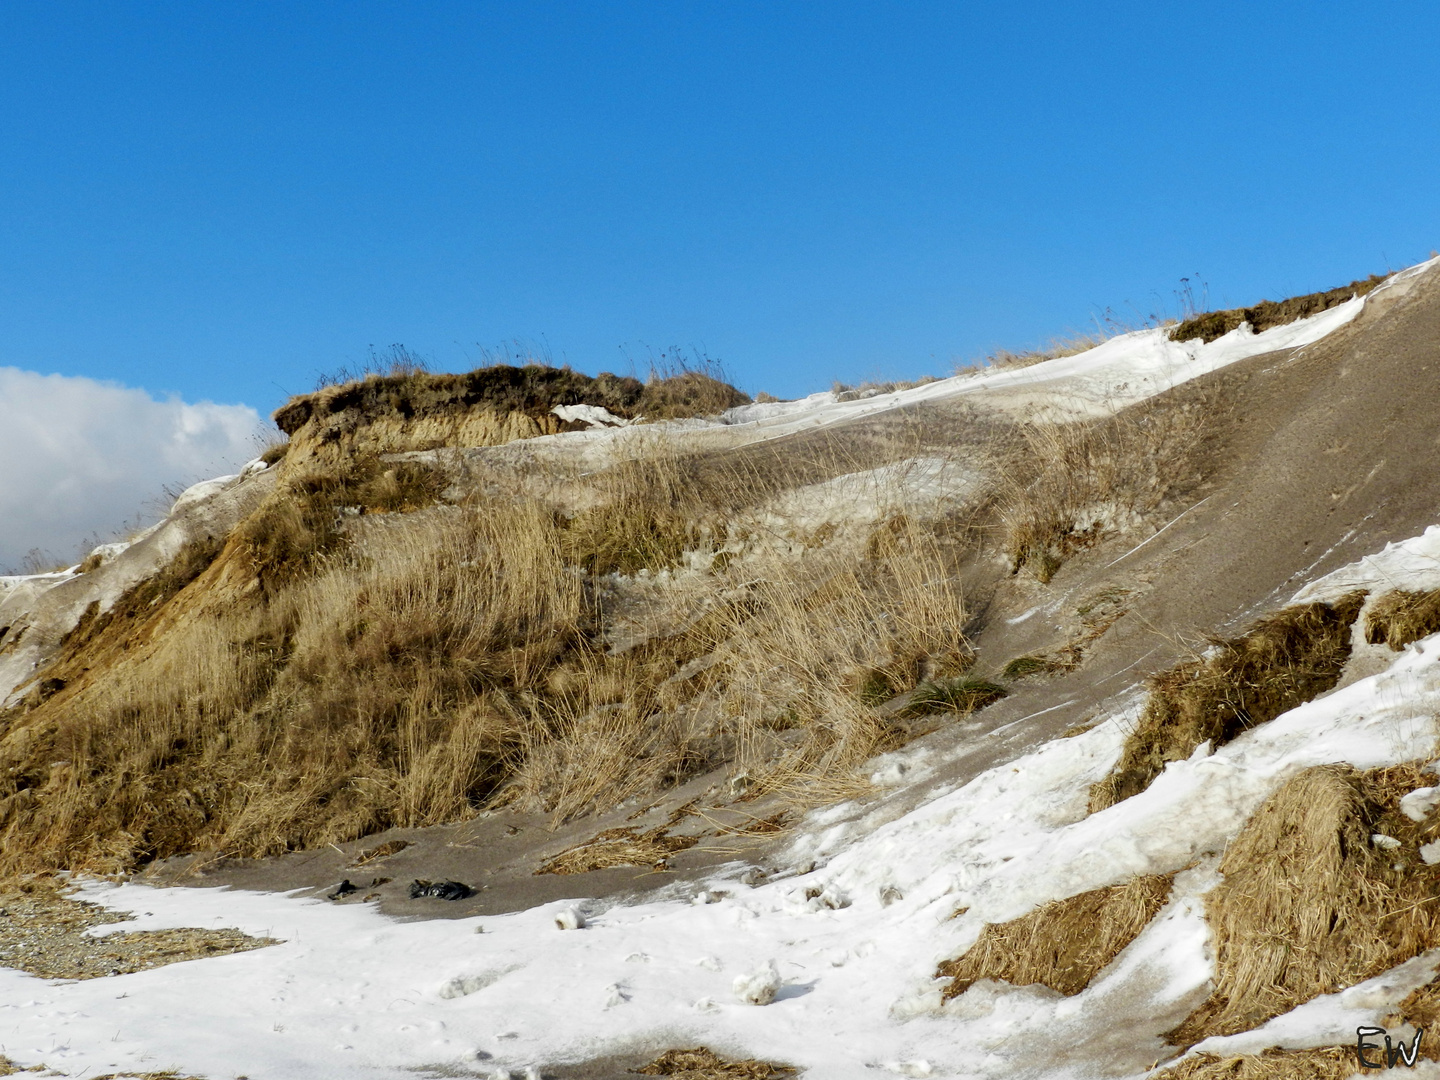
{"left": 0, "top": 877, "right": 278, "bottom": 981}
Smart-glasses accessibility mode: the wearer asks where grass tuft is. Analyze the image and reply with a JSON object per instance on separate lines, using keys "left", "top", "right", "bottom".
{"left": 1170, "top": 274, "right": 1387, "bottom": 345}
{"left": 536, "top": 825, "right": 697, "bottom": 875}
{"left": 1001, "top": 654, "right": 1068, "bottom": 680}
{"left": 1089, "top": 594, "right": 1365, "bottom": 812}
{"left": 898, "top": 677, "right": 1006, "bottom": 719}
{"left": 1151, "top": 1046, "right": 1361, "bottom": 1080}
{"left": 938, "top": 874, "right": 1172, "bottom": 999}
{"left": 1366, "top": 589, "right": 1440, "bottom": 650}
{"left": 634, "top": 1047, "right": 795, "bottom": 1078}
{"left": 1000, "top": 396, "right": 1215, "bottom": 582}
{"left": 1167, "top": 762, "right": 1440, "bottom": 1047}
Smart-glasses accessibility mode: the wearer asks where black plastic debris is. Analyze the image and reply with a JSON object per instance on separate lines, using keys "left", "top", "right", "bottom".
{"left": 326, "top": 879, "right": 358, "bottom": 900}
{"left": 408, "top": 879, "right": 475, "bottom": 901}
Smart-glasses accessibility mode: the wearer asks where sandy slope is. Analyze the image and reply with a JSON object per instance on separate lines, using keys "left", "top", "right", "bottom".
{"left": 1, "top": 261, "right": 1439, "bottom": 1077}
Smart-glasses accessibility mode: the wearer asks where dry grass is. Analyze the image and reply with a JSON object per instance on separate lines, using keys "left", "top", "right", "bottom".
{"left": 936, "top": 874, "right": 1172, "bottom": 999}
{"left": 1389, "top": 978, "right": 1440, "bottom": 1059}
{"left": 831, "top": 376, "right": 940, "bottom": 401}
{"left": 711, "top": 513, "right": 976, "bottom": 795}
{"left": 0, "top": 1067, "right": 204, "bottom": 1080}
{"left": 258, "top": 438, "right": 290, "bottom": 466}
{"left": 1170, "top": 274, "right": 1387, "bottom": 344}
{"left": 536, "top": 825, "right": 698, "bottom": 875}
{"left": 1168, "top": 762, "right": 1440, "bottom": 1047}
{"left": 273, "top": 362, "right": 749, "bottom": 440}
{"left": 979, "top": 330, "right": 1108, "bottom": 372}
{"left": 0, "top": 412, "right": 987, "bottom": 870}
{"left": 235, "top": 455, "right": 446, "bottom": 585}
{"left": 1367, "top": 588, "right": 1440, "bottom": 650}
{"left": 634, "top": 1047, "right": 795, "bottom": 1078}
{"left": 1089, "top": 594, "right": 1365, "bottom": 812}
{"left": 0, "top": 503, "right": 581, "bottom": 870}
{"left": 897, "top": 677, "right": 1006, "bottom": 720}
{"left": 1002, "top": 654, "right": 1070, "bottom": 679}
{"left": 1000, "top": 395, "right": 1215, "bottom": 582}
{"left": 1151, "top": 1046, "right": 1360, "bottom": 1080}
{"left": 350, "top": 839, "right": 408, "bottom": 866}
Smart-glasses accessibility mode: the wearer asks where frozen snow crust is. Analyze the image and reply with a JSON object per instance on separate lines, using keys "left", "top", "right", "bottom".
{"left": 2, "top": 529, "right": 1438, "bottom": 1078}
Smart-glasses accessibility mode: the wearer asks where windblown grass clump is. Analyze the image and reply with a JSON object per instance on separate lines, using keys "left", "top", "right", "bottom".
{"left": 1001, "top": 395, "right": 1215, "bottom": 582}
{"left": 1001, "top": 654, "right": 1068, "bottom": 679}
{"left": 979, "top": 330, "right": 1107, "bottom": 371}
{"left": 1167, "top": 763, "right": 1440, "bottom": 1047}
{"left": 1089, "top": 594, "right": 1365, "bottom": 812}
{"left": 1367, "top": 588, "right": 1440, "bottom": 650}
{"left": 937, "top": 874, "right": 1172, "bottom": 999}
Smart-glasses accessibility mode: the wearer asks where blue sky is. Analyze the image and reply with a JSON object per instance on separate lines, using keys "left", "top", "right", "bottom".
{"left": 1, "top": 2, "right": 1438, "bottom": 563}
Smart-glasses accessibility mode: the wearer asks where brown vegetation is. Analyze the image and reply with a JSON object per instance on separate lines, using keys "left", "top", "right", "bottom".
{"left": 634, "top": 1047, "right": 795, "bottom": 1079}
{"left": 1168, "top": 762, "right": 1440, "bottom": 1047}
{"left": 937, "top": 874, "right": 1172, "bottom": 999}
{"left": 897, "top": 678, "right": 1006, "bottom": 720}
{"left": 1170, "top": 274, "right": 1387, "bottom": 345}
{"left": 1089, "top": 594, "right": 1365, "bottom": 812}
{"left": 978, "top": 330, "right": 1107, "bottom": 372}
{"left": 1000, "top": 395, "right": 1215, "bottom": 582}
{"left": 273, "top": 363, "right": 748, "bottom": 441}
{"left": 536, "top": 825, "right": 698, "bottom": 875}
{"left": 1389, "top": 977, "right": 1440, "bottom": 1060}
{"left": 1367, "top": 588, "right": 1440, "bottom": 650}
{"left": 1151, "top": 1046, "right": 1360, "bottom": 1080}
{"left": 0, "top": 409, "right": 988, "bottom": 871}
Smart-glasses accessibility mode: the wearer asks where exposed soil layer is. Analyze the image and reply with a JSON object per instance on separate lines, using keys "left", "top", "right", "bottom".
{"left": 1170, "top": 274, "right": 1388, "bottom": 344}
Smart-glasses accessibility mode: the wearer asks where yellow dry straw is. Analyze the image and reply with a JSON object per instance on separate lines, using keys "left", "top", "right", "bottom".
{"left": 937, "top": 874, "right": 1172, "bottom": 999}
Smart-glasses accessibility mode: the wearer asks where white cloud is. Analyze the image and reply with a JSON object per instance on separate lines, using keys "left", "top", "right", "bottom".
{"left": 0, "top": 367, "right": 264, "bottom": 571}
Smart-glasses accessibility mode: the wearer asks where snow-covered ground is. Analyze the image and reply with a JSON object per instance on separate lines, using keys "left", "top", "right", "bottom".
{"left": 3, "top": 529, "right": 1439, "bottom": 1079}
{"left": 499, "top": 258, "right": 1438, "bottom": 476}
{"left": 4, "top": 262, "right": 1439, "bottom": 1077}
